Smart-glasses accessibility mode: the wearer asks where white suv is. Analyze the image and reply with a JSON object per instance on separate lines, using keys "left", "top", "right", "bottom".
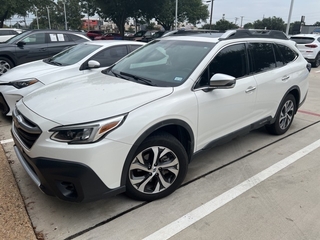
{"left": 11, "top": 30, "right": 310, "bottom": 202}
{"left": 290, "top": 34, "right": 320, "bottom": 67}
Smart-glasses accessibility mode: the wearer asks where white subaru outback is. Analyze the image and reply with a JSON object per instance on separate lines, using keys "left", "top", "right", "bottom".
{"left": 11, "top": 30, "right": 310, "bottom": 202}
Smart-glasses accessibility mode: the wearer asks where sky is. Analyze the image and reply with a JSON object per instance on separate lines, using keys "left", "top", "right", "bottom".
{"left": 6, "top": 0, "right": 320, "bottom": 27}
{"left": 205, "top": 0, "right": 320, "bottom": 26}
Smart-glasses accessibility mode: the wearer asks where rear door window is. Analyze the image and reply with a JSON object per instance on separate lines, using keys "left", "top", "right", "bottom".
{"left": 248, "top": 43, "right": 276, "bottom": 74}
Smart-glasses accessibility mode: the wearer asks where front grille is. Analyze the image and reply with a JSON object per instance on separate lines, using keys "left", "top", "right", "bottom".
{"left": 12, "top": 109, "right": 42, "bottom": 149}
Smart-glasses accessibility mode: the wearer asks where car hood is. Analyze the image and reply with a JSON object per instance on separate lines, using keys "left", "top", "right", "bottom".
{"left": 0, "top": 60, "right": 60, "bottom": 82}
{"left": 22, "top": 73, "right": 173, "bottom": 125}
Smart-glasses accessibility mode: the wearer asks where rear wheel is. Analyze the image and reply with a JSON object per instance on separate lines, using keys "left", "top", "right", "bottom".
{"left": 126, "top": 132, "right": 188, "bottom": 201}
{"left": 0, "top": 57, "right": 13, "bottom": 76}
{"left": 312, "top": 53, "right": 320, "bottom": 68}
{"left": 266, "top": 94, "right": 296, "bottom": 135}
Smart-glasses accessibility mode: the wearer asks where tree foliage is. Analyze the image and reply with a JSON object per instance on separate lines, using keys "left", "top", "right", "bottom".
{"left": 251, "top": 17, "right": 286, "bottom": 31}
{"left": 28, "top": 0, "right": 83, "bottom": 30}
{"left": 206, "top": 19, "right": 238, "bottom": 31}
{"left": 0, "top": 0, "right": 53, "bottom": 28}
{"left": 143, "top": 0, "right": 208, "bottom": 30}
{"left": 91, "top": 0, "right": 139, "bottom": 36}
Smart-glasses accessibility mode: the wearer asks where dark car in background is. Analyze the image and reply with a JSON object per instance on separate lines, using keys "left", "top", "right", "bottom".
{"left": 137, "top": 30, "right": 164, "bottom": 42}
{"left": 124, "top": 30, "right": 147, "bottom": 41}
{"left": 94, "top": 33, "right": 122, "bottom": 40}
{"left": 86, "top": 30, "right": 103, "bottom": 40}
{"left": 0, "top": 29, "right": 90, "bottom": 76}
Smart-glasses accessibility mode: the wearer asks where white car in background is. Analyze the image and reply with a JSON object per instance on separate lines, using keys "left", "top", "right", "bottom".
{"left": 0, "top": 28, "right": 22, "bottom": 42}
{"left": 290, "top": 34, "right": 320, "bottom": 67}
{"left": 0, "top": 40, "right": 145, "bottom": 116}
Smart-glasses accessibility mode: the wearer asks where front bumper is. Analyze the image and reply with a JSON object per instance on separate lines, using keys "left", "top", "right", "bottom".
{"left": 13, "top": 137, "right": 125, "bottom": 202}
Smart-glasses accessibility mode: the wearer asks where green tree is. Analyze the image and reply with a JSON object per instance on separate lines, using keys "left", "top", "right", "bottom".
{"left": 314, "top": 22, "right": 320, "bottom": 26}
{"left": 0, "top": 0, "right": 51, "bottom": 28}
{"left": 80, "top": 0, "right": 98, "bottom": 30}
{"left": 144, "top": 0, "right": 209, "bottom": 30}
{"left": 92, "top": 0, "right": 139, "bottom": 37}
{"left": 214, "top": 19, "right": 238, "bottom": 31}
{"left": 243, "top": 22, "right": 253, "bottom": 29}
{"left": 252, "top": 17, "right": 285, "bottom": 31}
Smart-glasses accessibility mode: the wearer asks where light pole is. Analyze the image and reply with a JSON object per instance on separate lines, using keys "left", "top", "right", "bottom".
{"left": 175, "top": 0, "right": 178, "bottom": 30}
{"left": 87, "top": 3, "right": 90, "bottom": 31}
{"left": 35, "top": 7, "right": 39, "bottom": 29}
{"left": 286, "top": 0, "right": 294, "bottom": 35}
{"left": 205, "top": 0, "right": 214, "bottom": 30}
{"left": 63, "top": 0, "right": 68, "bottom": 30}
{"left": 209, "top": 0, "right": 214, "bottom": 30}
{"left": 46, "top": 6, "right": 51, "bottom": 29}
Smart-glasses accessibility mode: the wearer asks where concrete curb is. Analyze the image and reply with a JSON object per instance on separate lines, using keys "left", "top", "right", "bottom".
{"left": 0, "top": 145, "right": 37, "bottom": 240}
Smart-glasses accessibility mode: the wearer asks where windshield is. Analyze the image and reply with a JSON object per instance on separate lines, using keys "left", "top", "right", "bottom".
{"left": 107, "top": 39, "right": 215, "bottom": 87}
{"left": 44, "top": 43, "right": 101, "bottom": 66}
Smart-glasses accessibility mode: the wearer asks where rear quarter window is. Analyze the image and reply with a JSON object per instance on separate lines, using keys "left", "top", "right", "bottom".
{"left": 276, "top": 44, "right": 298, "bottom": 64}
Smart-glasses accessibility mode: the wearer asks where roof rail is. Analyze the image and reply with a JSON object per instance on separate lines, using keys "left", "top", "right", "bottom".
{"left": 219, "top": 29, "right": 289, "bottom": 40}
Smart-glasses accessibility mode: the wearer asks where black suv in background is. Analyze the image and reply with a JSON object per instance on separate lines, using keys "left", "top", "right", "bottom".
{"left": 0, "top": 29, "right": 90, "bottom": 76}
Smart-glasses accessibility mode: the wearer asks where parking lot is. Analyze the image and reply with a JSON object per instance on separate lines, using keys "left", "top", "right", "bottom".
{"left": 0, "top": 67, "right": 319, "bottom": 240}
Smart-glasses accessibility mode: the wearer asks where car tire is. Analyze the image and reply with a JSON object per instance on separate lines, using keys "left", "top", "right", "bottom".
{"left": 126, "top": 132, "right": 188, "bottom": 201}
{"left": 0, "top": 57, "right": 14, "bottom": 76}
{"left": 266, "top": 94, "right": 296, "bottom": 135}
{"left": 312, "top": 53, "right": 320, "bottom": 68}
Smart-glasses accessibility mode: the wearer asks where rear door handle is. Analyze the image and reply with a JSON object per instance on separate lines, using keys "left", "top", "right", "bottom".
{"left": 245, "top": 86, "right": 256, "bottom": 93}
{"left": 282, "top": 76, "right": 290, "bottom": 81}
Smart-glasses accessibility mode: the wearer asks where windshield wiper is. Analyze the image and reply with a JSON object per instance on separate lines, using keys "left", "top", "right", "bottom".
{"left": 107, "top": 69, "right": 129, "bottom": 80}
{"left": 119, "top": 72, "right": 156, "bottom": 86}
{"left": 43, "top": 58, "right": 62, "bottom": 66}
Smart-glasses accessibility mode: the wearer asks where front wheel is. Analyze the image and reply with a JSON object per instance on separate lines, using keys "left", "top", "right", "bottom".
{"left": 126, "top": 132, "right": 188, "bottom": 201}
{"left": 0, "top": 57, "right": 14, "bottom": 76}
{"left": 266, "top": 94, "right": 296, "bottom": 135}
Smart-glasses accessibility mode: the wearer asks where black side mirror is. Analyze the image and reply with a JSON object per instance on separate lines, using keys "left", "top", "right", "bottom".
{"left": 17, "top": 41, "right": 26, "bottom": 47}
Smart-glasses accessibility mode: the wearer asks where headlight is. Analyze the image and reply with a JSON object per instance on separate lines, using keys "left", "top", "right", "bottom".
{"left": 10, "top": 78, "right": 39, "bottom": 89}
{"left": 50, "top": 114, "right": 127, "bottom": 144}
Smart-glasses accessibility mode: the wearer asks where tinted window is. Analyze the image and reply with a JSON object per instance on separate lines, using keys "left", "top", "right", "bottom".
{"left": 91, "top": 45, "right": 128, "bottom": 67}
{"left": 47, "top": 43, "right": 101, "bottom": 65}
{"left": 249, "top": 43, "right": 276, "bottom": 73}
{"left": 129, "top": 45, "right": 143, "bottom": 52}
{"left": 0, "top": 30, "right": 13, "bottom": 35}
{"left": 290, "top": 37, "right": 314, "bottom": 44}
{"left": 273, "top": 44, "right": 285, "bottom": 67}
{"left": 196, "top": 43, "right": 247, "bottom": 88}
{"left": 22, "top": 33, "right": 46, "bottom": 44}
{"left": 276, "top": 44, "right": 297, "bottom": 64}
{"left": 67, "top": 34, "right": 83, "bottom": 42}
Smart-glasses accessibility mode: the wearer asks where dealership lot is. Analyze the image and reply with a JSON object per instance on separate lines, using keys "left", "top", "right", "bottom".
{"left": 0, "top": 68, "right": 319, "bottom": 240}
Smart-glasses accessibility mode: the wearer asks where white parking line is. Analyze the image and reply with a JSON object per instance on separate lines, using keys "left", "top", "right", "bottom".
{"left": 143, "top": 138, "right": 320, "bottom": 240}
{"left": 0, "top": 138, "right": 13, "bottom": 144}
{"left": 316, "top": 70, "right": 320, "bottom": 73}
